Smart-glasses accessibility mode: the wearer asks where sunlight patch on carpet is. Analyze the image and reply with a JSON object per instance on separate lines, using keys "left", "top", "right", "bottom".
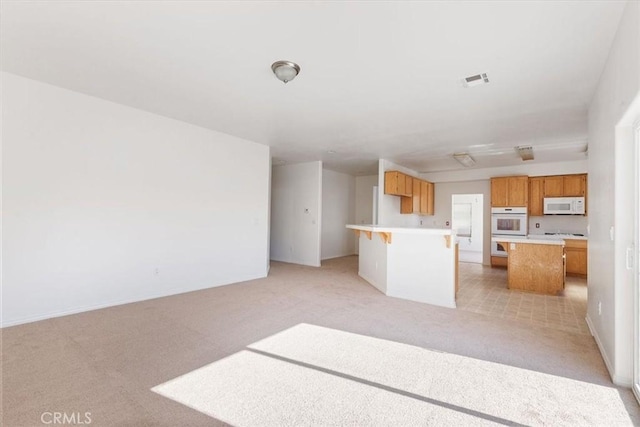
{"left": 152, "top": 323, "right": 633, "bottom": 426}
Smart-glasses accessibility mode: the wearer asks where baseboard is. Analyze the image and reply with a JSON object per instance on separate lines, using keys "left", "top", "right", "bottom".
{"left": 585, "top": 314, "right": 635, "bottom": 387}
{"left": 634, "top": 383, "right": 640, "bottom": 404}
{"left": 1, "top": 272, "right": 267, "bottom": 328}
{"left": 585, "top": 314, "right": 615, "bottom": 382}
{"left": 321, "top": 252, "right": 357, "bottom": 261}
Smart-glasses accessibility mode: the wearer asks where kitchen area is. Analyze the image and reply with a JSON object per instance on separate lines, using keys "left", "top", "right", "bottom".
{"left": 347, "top": 165, "right": 590, "bottom": 334}
{"left": 471, "top": 173, "right": 590, "bottom": 334}
{"left": 489, "top": 174, "right": 588, "bottom": 289}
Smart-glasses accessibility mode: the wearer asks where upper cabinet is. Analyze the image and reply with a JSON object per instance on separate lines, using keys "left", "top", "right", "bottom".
{"left": 388, "top": 171, "right": 434, "bottom": 215}
{"left": 420, "top": 180, "right": 434, "bottom": 215}
{"left": 490, "top": 176, "right": 529, "bottom": 207}
{"left": 528, "top": 177, "right": 545, "bottom": 216}
{"left": 562, "top": 174, "right": 587, "bottom": 196}
{"left": 384, "top": 171, "right": 413, "bottom": 197}
{"left": 543, "top": 174, "right": 586, "bottom": 197}
{"left": 528, "top": 173, "right": 588, "bottom": 216}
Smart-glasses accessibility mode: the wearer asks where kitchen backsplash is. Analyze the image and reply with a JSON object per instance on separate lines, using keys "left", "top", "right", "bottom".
{"left": 528, "top": 215, "right": 588, "bottom": 235}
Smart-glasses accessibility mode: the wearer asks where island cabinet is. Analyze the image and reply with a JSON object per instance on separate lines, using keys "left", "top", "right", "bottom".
{"left": 565, "top": 239, "right": 587, "bottom": 277}
{"left": 346, "top": 224, "right": 457, "bottom": 308}
{"left": 491, "top": 176, "right": 529, "bottom": 207}
{"left": 495, "top": 239, "right": 565, "bottom": 295}
{"left": 385, "top": 171, "right": 413, "bottom": 197}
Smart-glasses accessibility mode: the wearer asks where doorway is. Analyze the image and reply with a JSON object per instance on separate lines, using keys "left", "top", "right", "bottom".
{"left": 452, "top": 194, "right": 483, "bottom": 264}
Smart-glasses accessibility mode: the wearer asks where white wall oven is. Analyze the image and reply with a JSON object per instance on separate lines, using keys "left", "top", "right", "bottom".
{"left": 491, "top": 207, "right": 528, "bottom": 236}
{"left": 491, "top": 207, "right": 528, "bottom": 257}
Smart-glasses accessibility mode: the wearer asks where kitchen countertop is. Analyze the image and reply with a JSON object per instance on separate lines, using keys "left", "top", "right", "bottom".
{"left": 346, "top": 224, "right": 454, "bottom": 235}
{"left": 492, "top": 236, "right": 565, "bottom": 246}
{"left": 527, "top": 233, "right": 588, "bottom": 241}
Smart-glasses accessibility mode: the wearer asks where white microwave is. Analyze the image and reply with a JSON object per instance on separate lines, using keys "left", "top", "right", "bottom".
{"left": 543, "top": 197, "right": 585, "bottom": 215}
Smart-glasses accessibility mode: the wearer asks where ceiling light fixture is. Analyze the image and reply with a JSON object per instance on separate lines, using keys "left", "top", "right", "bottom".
{"left": 453, "top": 153, "right": 476, "bottom": 167}
{"left": 271, "top": 60, "right": 301, "bottom": 84}
{"left": 515, "top": 146, "right": 534, "bottom": 161}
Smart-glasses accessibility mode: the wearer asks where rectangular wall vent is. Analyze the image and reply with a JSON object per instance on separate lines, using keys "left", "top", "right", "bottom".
{"left": 462, "top": 73, "right": 489, "bottom": 88}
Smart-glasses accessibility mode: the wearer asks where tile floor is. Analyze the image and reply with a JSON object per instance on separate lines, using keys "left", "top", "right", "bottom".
{"left": 456, "top": 262, "right": 590, "bottom": 335}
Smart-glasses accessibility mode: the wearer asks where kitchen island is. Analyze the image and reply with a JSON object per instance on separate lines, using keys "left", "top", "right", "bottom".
{"left": 491, "top": 236, "right": 565, "bottom": 295}
{"left": 346, "top": 224, "right": 458, "bottom": 308}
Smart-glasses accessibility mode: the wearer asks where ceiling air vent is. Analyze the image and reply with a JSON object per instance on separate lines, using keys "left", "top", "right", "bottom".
{"left": 462, "top": 72, "right": 489, "bottom": 88}
{"left": 516, "top": 146, "right": 534, "bottom": 161}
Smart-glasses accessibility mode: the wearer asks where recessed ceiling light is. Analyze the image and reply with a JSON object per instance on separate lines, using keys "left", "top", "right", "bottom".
{"left": 462, "top": 72, "right": 489, "bottom": 88}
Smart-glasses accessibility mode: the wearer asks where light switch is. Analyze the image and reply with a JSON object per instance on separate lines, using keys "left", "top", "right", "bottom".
{"left": 510, "top": 243, "right": 516, "bottom": 250}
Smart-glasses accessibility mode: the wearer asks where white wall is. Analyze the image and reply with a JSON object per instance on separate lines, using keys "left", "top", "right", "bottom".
{"left": 587, "top": 0, "right": 640, "bottom": 387}
{"left": 1, "top": 72, "right": 271, "bottom": 327}
{"left": 270, "top": 161, "right": 322, "bottom": 267}
{"left": 377, "top": 159, "right": 422, "bottom": 227}
{"left": 321, "top": 169, "right": 356, "bottom": 260}
{"left": 355, "top": 175, "right": 378, "bottom": 225}
{"left": 528, "top": 216, "right": 588, "bottom": 236}
{"left": 354, "top": 175, "right": 379, "bottom": 254}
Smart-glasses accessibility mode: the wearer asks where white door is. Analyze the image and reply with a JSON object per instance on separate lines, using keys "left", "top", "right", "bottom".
{"left": 452, "top": 194, "right": 484, "bottom": 264}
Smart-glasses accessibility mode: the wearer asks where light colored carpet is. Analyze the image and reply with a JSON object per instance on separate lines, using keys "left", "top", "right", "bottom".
{"left": 153, "top": 323, "right": 635, "bottom": 426}
{"left": 2, "top": 256, "right": 639, "bottom": 426}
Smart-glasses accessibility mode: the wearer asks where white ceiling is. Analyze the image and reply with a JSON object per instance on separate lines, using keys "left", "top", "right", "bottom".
{"left": 1, "top": 1, "right": 626, "bottom": 175}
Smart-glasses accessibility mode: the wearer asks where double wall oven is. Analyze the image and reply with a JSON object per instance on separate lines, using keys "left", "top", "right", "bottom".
{"left": 491, "top": 207, "right": 528, "bottom": 257}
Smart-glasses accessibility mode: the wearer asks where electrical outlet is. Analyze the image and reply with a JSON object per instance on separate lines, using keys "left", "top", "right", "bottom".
{"left": 535, "top": 223, "right": 540, "bottom": 229}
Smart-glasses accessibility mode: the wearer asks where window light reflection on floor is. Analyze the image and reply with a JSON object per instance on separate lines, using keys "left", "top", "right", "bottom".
{"left": 151, "top": 323, "right": 634, "bottom": 426}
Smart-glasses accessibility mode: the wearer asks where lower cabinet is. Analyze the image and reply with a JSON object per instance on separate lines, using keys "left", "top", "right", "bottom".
{"left": 565, "top": 239, "right": 587, "bottom": 277}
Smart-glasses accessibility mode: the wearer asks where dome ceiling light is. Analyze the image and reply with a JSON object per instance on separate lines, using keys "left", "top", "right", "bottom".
{"left": 271, "top": 60, "right": 301, "bottom": 84}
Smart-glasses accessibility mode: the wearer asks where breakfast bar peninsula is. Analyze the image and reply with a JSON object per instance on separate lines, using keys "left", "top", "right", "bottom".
{"left": 346, "top": 225, "right": 458, "bottom": 308}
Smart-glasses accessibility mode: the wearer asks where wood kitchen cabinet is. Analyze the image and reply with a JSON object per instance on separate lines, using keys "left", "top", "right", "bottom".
{"left": 528, "top": 174, "right": 588, "bottom": 216}
{"left": 385, "top": 171, "right": 412, "bottom": 197}
{"left": 491, "top": 176, "right": 528, "bottom": 207}
{"left": 562, "top": 174, "right": 587, "bottom": 196}
{"left": 400, "top": 178, "right": 434, "bottom": 215}
{"left": 565, "top": 239, "right": 587, "bottom": 277}
{"left": 501, "top": 241, "right": 565, "bottom": 295}
{"left": 420, "top": 180, "right": 434, "bottom": 215}
{"left": 400, "top": 178, "right": 421, "bottom": 214}
{"left": 528, "top": 177, "right": 545, "bottom": 216}
{"left": 543, "top": 174, "right": 586, "bottom": 197}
